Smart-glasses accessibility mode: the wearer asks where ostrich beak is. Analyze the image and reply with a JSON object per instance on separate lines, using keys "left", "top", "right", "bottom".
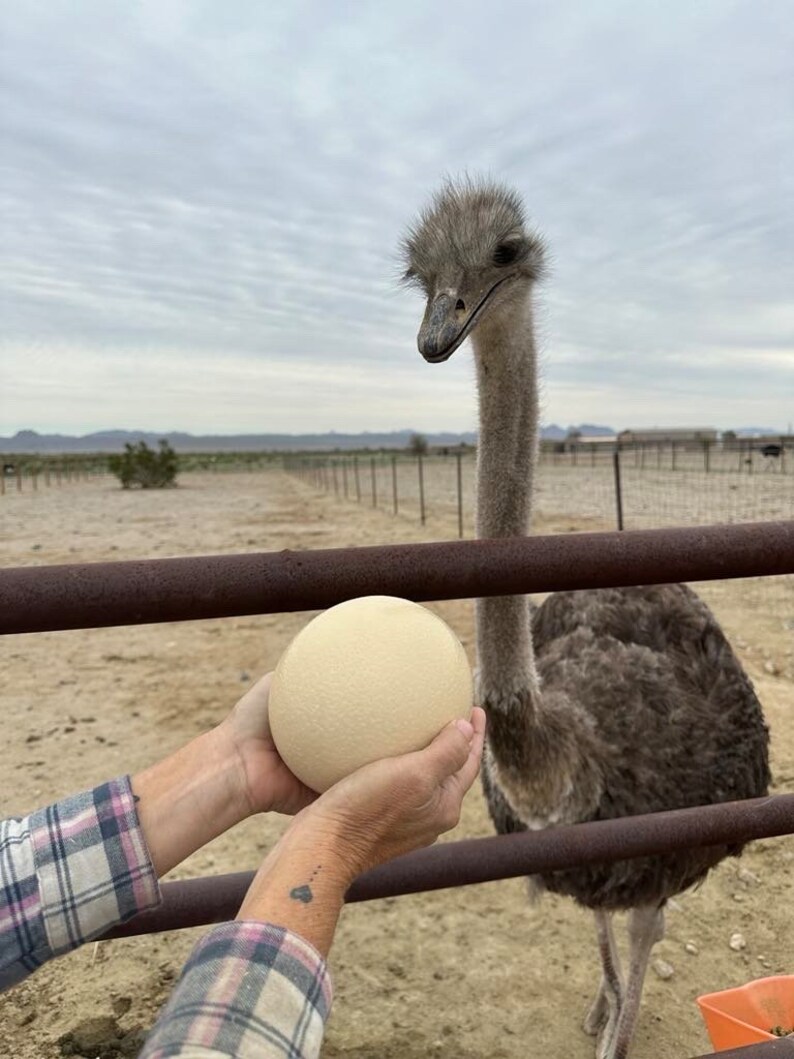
{"left": 417, "top": 293, "right": 467, "bottom": 363}
{"left": 417, "top": 278, "right": 510, "bottom": 363}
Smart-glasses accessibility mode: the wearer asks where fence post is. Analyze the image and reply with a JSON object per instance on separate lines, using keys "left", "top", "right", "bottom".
{"left": 16, "top": 464, "right": 22, "bottom": 492}
{"left": 657, "top": 442, "right": 661, "bottom": 469}
{"left": 613, "top": 450, "right": 624, "bottom": 531}
{"left": 343, "top": 461, "right": 348, "bottom": 498}
{"left": 591, "top": 444, "right": 596, "bottom": 467}
{"left": 671, "top": 442, "right": 677, "bottom": 471}
{"left": 704, "top": 441, "right": 710, "bottom": 473}
{"left": 456, "top": 450, "right": 463, "bottom": 538}
{"left": 391, "top": 456, "right": 398, "bottom": 515}
{"left": 332, "top": 461, "right": 339, "bottom": 497}
{"left": 370, "top": 457, "right": 377, "bottom": 508}
{"left": 418, "top": 453, "right": 426, "bottom": 526}
{"left": 640, "top": 443, "right": 645, "bottom": 470}
{"left": 354, "top": 456, "right": 361, "bottom": 502}
{"left": 32, "top": 469, "right": 38, "bottom": 492}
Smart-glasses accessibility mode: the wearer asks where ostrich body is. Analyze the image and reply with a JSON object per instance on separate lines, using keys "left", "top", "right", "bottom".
{"left": 402, "top": 179, "right": 770, "bottom": 1059}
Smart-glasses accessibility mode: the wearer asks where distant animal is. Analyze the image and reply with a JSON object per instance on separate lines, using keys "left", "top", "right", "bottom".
{"left": 401, "top": 177, "right": 771, "bottom": 1059}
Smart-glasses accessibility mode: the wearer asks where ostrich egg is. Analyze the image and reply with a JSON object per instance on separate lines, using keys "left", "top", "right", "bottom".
{"left": 269, "top": 595, "right": 473, "bottom": 792}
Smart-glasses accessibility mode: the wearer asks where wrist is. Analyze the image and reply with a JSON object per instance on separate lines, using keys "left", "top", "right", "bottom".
{"left": 205, "top": 721, "right": 263, "bottom": 821}
{"left": 132, "top": 726, "right": 254, "bottom": 877}
{"left": 237, "top": 822, "right": 353, "bottom": 957}
{"left": 283, "top": 812, "right": 366, "bottom": 890}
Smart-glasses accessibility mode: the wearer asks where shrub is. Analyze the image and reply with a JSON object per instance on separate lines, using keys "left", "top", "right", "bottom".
{"left": 108, "top": 440, "right": 178, "bottom": 489}
{"left": 408, "top": 432, "right": 429, "bottom": 456}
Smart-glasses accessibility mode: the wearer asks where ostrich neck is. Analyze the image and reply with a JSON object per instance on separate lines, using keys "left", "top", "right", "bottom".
{"left": 471, "top": 295, "right": 542, "bottom": 728}
{"left": 469, "top": 294, "right": 596, "bottom": 828}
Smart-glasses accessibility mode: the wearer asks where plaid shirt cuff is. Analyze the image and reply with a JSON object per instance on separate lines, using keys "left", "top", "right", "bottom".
{"left": 30, "top": 775, "right": 160, "bottom": 957}
{"left": 140, "top": 921, "right": 333, "bottom": 1059}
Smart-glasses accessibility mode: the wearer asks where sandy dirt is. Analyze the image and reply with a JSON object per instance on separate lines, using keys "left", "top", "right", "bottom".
{"left": 1, "top": 469, "right": 792, "bottom": 1059}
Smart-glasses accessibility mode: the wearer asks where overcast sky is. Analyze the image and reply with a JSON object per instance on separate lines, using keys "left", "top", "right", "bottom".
{"left": 1, "top": 0, "right": 791, "bottom": 436}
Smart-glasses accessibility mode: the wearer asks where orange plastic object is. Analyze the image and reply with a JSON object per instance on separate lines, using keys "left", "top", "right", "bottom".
{"left": 697, "top": 976, "right": 794, "bottom": 1051}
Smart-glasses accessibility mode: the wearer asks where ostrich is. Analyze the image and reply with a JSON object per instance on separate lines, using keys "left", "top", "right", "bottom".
{"left": 401, "top": 178, "right": 770, "bottom": 1059}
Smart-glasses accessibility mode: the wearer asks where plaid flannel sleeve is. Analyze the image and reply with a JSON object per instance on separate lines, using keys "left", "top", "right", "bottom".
{"left": 140, "top": 921, "right": 333, "bottom": 1059}
{"left": 0, "top": 775, "right": 160, "bottom": 991}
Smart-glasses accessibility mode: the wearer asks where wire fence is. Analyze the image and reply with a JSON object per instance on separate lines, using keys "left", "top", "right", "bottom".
{"left": 0, "top": 450, "right": 282, "bottom": 494}
{"left": 545, "top": 438, "right": 792, "bottom": 476}
{"left": 283, "top": 448, "right": 793, "bottom": 535}
{"left": 284, "top": 448, "right": 793, "bottom": 642}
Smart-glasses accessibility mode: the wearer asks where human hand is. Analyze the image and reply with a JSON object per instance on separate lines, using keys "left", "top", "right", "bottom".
{"left": 289, "top": 706, "right": 487, "bottom": 882}
{"left": 216, "top": 672, "right": 318, "bottom": 818}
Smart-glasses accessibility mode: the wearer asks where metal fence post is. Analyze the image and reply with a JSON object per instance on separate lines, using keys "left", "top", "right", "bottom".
{"left": 343, "top": 461, "right": 348, "bottom": 498}
{"left": 332, "top": 461, "right": 339, "bottom": 497}
{"left": 418, "top": 453, "right": 426, "bottom": 525}
{"left": 370, "top": 457, "right": 377, "bottom": 507}
{"left": 456, "top": 450, "right": 463, "bottom": 539}
{"left": 613, "top": 450, "right": 624, "bottom": 531}
{"left": 16, "top": 464, "right": 22, "bottom": 492}
{"left": 354, "top": 456, "right": 361, "bottom": 502}
{"left": 391, "top": 456, "right": 398, "bottom": 515}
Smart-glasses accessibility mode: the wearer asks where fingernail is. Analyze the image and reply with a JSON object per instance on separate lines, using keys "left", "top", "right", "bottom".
{"left": 454, "top": 718, "right": 474, "bottom": 740}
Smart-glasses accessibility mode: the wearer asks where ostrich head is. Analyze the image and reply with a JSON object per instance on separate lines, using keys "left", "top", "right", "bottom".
{"left": 401, "top": 178, "right": 545, "bottom": 362}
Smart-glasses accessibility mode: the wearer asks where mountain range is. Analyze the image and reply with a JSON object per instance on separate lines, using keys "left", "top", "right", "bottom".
{"left": 0, "top": 423, "right": 782, "bottom": 453}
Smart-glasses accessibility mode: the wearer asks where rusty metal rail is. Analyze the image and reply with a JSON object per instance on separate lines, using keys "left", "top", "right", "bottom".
{"left": 693, "top": 1043, "right": 794, "bottom": 1058}
{"left": 2, "top": 519, "right": 793, "bottom": 634}
{"left": 103, "top": 792, "right": 794, "bottom": 939}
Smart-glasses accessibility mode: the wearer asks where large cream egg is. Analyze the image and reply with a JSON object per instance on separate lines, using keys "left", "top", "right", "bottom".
{"left": 269, "top": 595, "right": 473, "bottom": 792}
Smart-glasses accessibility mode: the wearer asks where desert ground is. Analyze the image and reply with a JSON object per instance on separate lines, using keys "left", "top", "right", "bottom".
{"left": 1, "top": 467, "right": 792, "bottom": 1059}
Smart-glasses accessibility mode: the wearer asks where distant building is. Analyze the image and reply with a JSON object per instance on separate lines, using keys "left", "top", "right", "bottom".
{"left": 618, "top": 428, "right": 718, "bottom": 446}
{"left": 561, "top": 431, "right": 617, "bottom": 452}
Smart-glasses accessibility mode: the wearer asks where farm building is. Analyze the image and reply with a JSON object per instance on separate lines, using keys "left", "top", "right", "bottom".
{"left": 618, "top": 427, "right": 718, "bottom": 445}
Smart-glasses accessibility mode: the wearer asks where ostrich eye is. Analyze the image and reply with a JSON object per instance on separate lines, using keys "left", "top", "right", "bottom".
{"left": 493, "top": 241, "right": 521, "bottom": 267}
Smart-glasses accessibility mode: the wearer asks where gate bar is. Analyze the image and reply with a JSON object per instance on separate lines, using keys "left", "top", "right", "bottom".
{"left": 3, "top": 520, "right": 792, "bottom": 634}
{"left": 694, "top": 1043, "right": 794, "bottom": 1057}
{"left": 103, "top": 792, "right": 794, "bottom": 939}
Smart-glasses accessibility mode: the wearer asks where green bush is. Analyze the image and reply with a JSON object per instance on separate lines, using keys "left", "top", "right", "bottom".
{"left": 108, "top": 440, "right": 178, "bottom": 489}
{"left": 408, "top": 432, "right": 429, "bottom": 456}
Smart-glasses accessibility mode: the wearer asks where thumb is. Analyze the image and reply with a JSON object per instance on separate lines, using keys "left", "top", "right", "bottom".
{"left": 421, "top": 717, "right": 474, "bottom": 783}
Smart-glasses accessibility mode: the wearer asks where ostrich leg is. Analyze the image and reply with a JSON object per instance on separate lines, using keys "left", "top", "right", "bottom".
{"left": 606, "top": 904, "right": 666, "bottom": 1059}
{"left": 584, "top": 911, "right": 624, "bottom": 1059}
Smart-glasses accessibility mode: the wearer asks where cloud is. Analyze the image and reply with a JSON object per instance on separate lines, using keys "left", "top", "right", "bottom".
{"left": 0, "top": 0, "right": 791, "bottom": 435}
